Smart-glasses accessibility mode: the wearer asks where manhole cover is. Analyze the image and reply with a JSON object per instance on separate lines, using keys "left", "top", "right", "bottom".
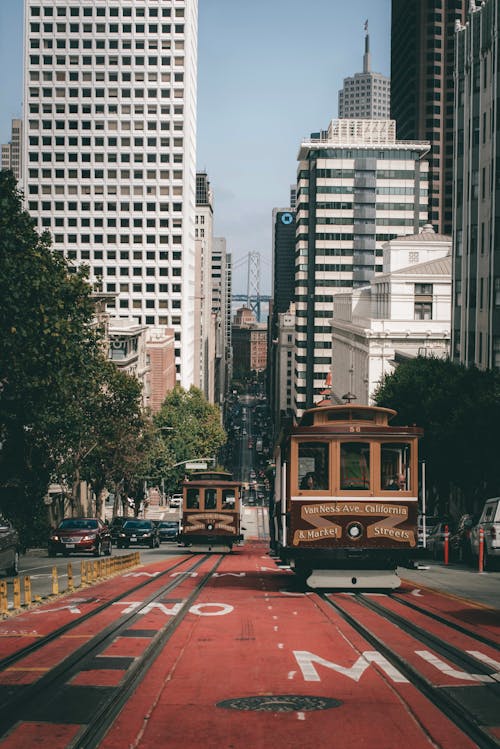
{"left": 217, "top": 695, "right": 342, "bottom": 712}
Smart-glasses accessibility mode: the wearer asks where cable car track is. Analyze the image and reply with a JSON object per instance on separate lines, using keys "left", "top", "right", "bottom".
{"left": 319, "top": 592, "right": 500, "bottom": 749}
{"left": 0, "top": 553, "right": 224, "bottom": 744}
{"left": 0, "top": 553, "right": 196, "bottom": 673}
{"left": 391, "top": 591, "right": 500, "bottom": 650}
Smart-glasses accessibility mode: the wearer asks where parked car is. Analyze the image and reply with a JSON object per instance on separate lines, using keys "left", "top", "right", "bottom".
{"left": 109, "top": 516, "right": 129, "bottom": 546}
{"left": 169, "top": 494, "right": 182, "bottom": 508}
{"left": 157, "top": 520, "right": 179, "bottom": 542}
{"left": 470, "top": 497, "right": 500, "bottom": 570}
{"left": 449, "top": 513, "right": 477, "bottom": 563}
{"left": 48, "top": 517, "right": 112, "bottom": 557}
{"left": 0, "top": 518, "right": 20, "bottom": 576}
{"left": 426, "top": 520, "right": 456, "bottom": 560}
{"left": 116, "top": 519, "right": 160, "bottom": 548}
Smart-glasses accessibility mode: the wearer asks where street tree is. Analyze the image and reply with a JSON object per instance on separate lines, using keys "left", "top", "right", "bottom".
{"left": 153, "top": 386, "right": 227, "bottom": 494}
{"left": 373, "top": 356, "right": 500, "bottom": 514}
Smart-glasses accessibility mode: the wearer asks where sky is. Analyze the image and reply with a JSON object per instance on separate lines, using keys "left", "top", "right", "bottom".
{"left": 0, "top": 0, "right": 391, "bottom": 294}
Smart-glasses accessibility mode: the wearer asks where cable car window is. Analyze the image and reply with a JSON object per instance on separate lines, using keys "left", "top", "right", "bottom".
{"left": 186, "top": 488, "right": 199, "bottom": 509}
{"left": 222, "top": 490, "right": 235, "bottom": 509}
{"left": 205, "top": 488, "right": 216, "bottom": 510}
{"left": 298, "top": 442, "right": 329, "bottom": 490}
{"left": 340, "top": 442, "right": 370, "bottom": 490}
{"left": 381, "top": 443, "right": 410, "bottom": 491}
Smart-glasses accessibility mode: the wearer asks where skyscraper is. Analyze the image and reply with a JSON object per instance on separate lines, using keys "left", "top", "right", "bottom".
{"left": 294, "top": 118, "right": 429, "bottom": 416}
{"left": 338, "top": 28, "right": 390, "bottom": 120}
{"left": 23, "top": 0, "right": 198, "bottom": 387}
{"left": 1, "top": 119, "right": 23, "bottom": 181}
{"left": 390, "top": 0, "right": 476, "bottom": 235}
{"left": 453, "top": 0, "right": 500, "bottom": 370}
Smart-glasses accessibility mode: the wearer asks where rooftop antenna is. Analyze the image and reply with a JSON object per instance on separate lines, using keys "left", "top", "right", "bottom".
{"left": 363, "top": 19, "right": 371, "bottom": 73}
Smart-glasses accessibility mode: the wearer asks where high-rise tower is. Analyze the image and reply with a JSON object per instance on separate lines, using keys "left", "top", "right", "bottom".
{"left": 338, "top": 27, "right": 390, "bottom": 120}
{"left": 390, "top": 0, "right": 477, "bottom": 235}
{"left": 23, "top": 0, "right": 199, "bottom": 387}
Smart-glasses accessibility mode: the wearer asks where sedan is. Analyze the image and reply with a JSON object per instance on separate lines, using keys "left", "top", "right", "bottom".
{"left": 426, "top": 520, "right": 456, "bottom": 560}
{"left": 157, "top": 520, "right": 179, "bottom": 543}
{"left": 0, "top": 518, "right": 20, "bottom": 576}
{"left": 117, "top": 519, "right": 160, "bottom": 549}
{"left": 48, "top": 518, "right": 112, "bottom": 557}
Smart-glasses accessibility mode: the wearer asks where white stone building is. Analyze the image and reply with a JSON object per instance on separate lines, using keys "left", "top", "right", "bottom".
{"left": 331, "top": 225, "right": 452, "bottom": 404}
{"left": 23, "top": 0, "right": 198, "bottom": 388}
{"left": 294, "top": 118, "right": 429, "bottom": 417}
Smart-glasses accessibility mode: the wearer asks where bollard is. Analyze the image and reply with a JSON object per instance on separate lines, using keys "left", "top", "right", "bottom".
{"left": 67, "top": 562, "right": 74, "bottom": 591}
{"left": 13, "top": 578, "right": 21, "bottom": 610}
{"left": 444, "top": 524, "right": 449, "bottom": 565}
{"left": 0, "top": 581, "right": 8, "bottom": 616}
{"left": 24, "top": 576, "right": 32, "bottom": 607}
{"left": 52, "top": 565, "right": 59, "bottom": 595}
{"left": 479, "top": 527, "right": 484, "bottom": 572}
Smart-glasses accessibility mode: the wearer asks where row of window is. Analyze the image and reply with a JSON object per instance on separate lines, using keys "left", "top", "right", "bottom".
{"left": 53, "top": 235, "right": 176, "bottom": 246}
{"left": 28, "top": 169, "right": 182, "bottom": 184}
{"left": 31, "top": 6, "right": 184, "bottom": 18}
{"left": 29, "top": 200, "right": 177, "bottom": 211}
{"left": 30, "top": 23, "right": 184, "bottom": 33}
{"left": 29, "top": 86, "right": 182, "bottom": 97}
{"left": 29, "top": 136, "right": 175, "bottom": 146}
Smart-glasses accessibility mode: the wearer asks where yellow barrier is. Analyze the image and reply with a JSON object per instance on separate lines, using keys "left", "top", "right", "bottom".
{"left": 1, "top": 552, "right": 141, "bottom": 617}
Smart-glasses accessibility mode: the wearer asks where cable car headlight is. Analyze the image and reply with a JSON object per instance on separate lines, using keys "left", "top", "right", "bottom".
{"left": 347, "top": 522, "right": 363, "bottom": 540}
{"left": 207, "top": 523, "right": 214, "bottom": 531}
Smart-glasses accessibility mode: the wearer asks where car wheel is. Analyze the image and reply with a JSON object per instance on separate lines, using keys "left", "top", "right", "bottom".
{"left": 48, "top": 547, "right": 56, "bottom": 558}
{"left": 149, "top": 539, "right": 154, "bottom": 548}
{"left": 93, "top": 541, "right": 101, "bottom": 557}
{"left": 6, "top": 551, "right": 19, "bottom": 576}
{"left": 105, "top": 542, "right": 112, "bottom": 557}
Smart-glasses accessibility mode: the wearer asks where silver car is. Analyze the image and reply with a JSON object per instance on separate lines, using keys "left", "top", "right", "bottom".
{"left": 470, "top": 497, "right": 500, "bottom": 570}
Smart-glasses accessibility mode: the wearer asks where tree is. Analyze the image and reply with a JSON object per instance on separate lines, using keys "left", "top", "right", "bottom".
{"left": 373, "top": 357, "right": 500, "bottom": 514}
{"left": 152, "top": 386, "right": 227, "bottom": 494}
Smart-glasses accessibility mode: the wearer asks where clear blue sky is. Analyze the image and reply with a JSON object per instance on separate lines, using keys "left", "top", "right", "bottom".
{"left": 0, "top": 0, "right": 391, "bottom": 294}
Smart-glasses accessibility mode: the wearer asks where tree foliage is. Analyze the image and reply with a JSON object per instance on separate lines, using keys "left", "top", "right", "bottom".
{"left": 0, "top": 172, "right": 145, "bottom": 542}
{"left": 152, "top": 386, "right": 227, "bottom": 494}
{"left": 373, "top": 356, "right": 500, "bottom": 513}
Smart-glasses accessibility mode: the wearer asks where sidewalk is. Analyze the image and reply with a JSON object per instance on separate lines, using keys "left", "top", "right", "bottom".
{"left": 400, "top": 560, "right": 500, "bottom": 610}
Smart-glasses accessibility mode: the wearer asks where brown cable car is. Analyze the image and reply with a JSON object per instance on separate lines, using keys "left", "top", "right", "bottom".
{"left": 271, "top": 403, "right": 423, "bottom": 589}
{"left": 179, "top": 470, "right": 243, "bottom": 552}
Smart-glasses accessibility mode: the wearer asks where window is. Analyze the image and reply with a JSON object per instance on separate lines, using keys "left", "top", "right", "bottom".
{"left": 298, "top": 442, "right": 329, "bottom": 490}
{"left": 381, "top": 443, "right": 410, "bottom": 491}
{"left": 340, "top": 443, "right": 370, "bottom": 490}
{"left": 186, "top": 488, "right": 199, "bottom": 509}
{"left": 205, "top": 489, "right": 217, "bottom": 510}
{"left": 222, "top": 490, "right": 235, "bottom": 510}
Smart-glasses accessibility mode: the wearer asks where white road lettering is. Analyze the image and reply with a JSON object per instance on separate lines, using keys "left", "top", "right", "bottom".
{"left": 112, "top": 601, "right": 233, "bottom": 616}
{"left": 467, "top": 651, "right": 500, "bottom": 680}
{"left": 213, "top": 573, "right": 246, "bottom": 578}
{"left": 293, "top": 650, "right": 409, "bottom": 683}
{"left": 123, "top": 572, "right": 161, "bottom": 578}
{"left": 416, "top": 650, "right": 495, "bottom": 682}
{"left": 189, "top": 603, "right": 233, "bottom": 616}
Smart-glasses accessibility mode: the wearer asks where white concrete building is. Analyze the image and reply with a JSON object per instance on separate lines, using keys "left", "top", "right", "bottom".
{"left": 294, "top": 118, "right": 429, "bottom": 417}
{"left": 331, "top": 225, "right": 452, "bottom": 404}
{"left": 195, "top": 171, "right": 214, "bottom": 402}
{"left": 23, "top": 0, "right": 198, "bottom": 388}
{"left": 108, "top": 317, "right": 150, "bottom": 408}
{"left": 338, "top": 31, "right": 390, "bottom": 120}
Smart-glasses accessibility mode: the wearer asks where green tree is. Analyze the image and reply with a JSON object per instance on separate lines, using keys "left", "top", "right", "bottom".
{"left": 152, "top": 386, "right": 227, "bottom": 494}
{"left": 373, "top": 357, "right": 500, "bottom": 514}
{"left": 0, "top": 171, "right": 111, "bottom": 542}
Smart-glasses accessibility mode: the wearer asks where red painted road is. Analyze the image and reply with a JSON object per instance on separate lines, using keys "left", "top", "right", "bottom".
{"left": 0, "top": 542, "right": 499, "bottom": 748}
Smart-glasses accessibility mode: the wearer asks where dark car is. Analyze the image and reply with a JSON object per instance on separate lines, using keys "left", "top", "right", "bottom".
{"left": 116, "top": 519, "right": 160, "bottom": 549}
{"left": 48, "top": 517, "right": 112, "bottom": 557}
{"left": 157, "top": 520, "right": 179, "bottom": 543}
{"left": 449, "top": 513, "right": 477, "bottom": 563}
{"left": 109, "top": 515, "right": 129, "bottom": 546}
{"left": 426, "top": 519, "right": 456, "bottom": 560}
{"left": 0, "top": 518, "right": 20, "bottom": 576}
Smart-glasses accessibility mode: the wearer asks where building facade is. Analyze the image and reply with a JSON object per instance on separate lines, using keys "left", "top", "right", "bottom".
{"left": 332, "top": 225, "right": 452, "bottom": 404}
{"left": 453, "top": 0, "right": 500, "bottom": 369}
{"left": 391, "top": 0, "right": 476, "bottom": 234}
{"left": 232, "top": 306, "right": 267, "bottom": 378}
{"left": 1, "top": 119, "right": 23, "bottom": 181}
{"left": 23, "top": 0, "right": 198, "bottom": 388}
{"left": 195, "top": 171, "right": 214, "bottom": 401}
{"left": 212, "top": 237, "right": 231, "bottom": 406}
{"left": 338, "top": 31, "right": 390, "bottom": 120}
{"left": 294, "top": 118, "right": 429, "bottom": 416}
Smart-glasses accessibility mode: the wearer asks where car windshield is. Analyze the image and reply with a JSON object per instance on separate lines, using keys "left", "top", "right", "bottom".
{"left": 123, "top": 521, "right": 152, "bottom": 529}
{"left": 59, "top": 519, "right": 98, "bottom": 530}
{"left": 159, "top": 522, "right": 178, "bottom": 529}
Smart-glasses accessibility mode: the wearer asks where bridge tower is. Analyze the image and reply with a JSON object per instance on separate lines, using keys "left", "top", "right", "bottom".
{"left": 246, "top": 251, "right": 261, "bottom": 321}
